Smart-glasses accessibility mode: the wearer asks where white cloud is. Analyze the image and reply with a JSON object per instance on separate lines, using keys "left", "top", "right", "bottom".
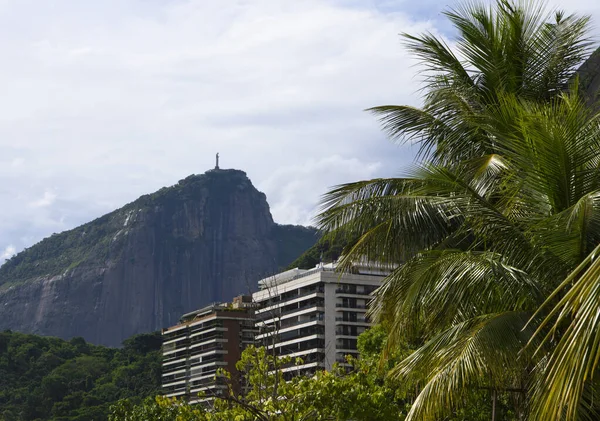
{"left": 10, "top": 157, "right": 24, "bottom": 167}
{"left": 0, "top": 0, "right": 433, "bottom": 256}
{"left": 259, "top": 155, "right": 382, "bottom": 226}
{"left": 0, "top": 0, "right": 597, "bottom": 257}
{"left": 1, "top": 245, "right": 15, "bottom": 262}
{"left": 552, "top": 0, "right": 600, "bottom": 23}
{"left": 29, "top": 191, "right": 57, "bottom": 208}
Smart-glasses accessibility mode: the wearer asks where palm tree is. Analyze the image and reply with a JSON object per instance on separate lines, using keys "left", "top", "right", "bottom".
{"left": 372, "top": 0, "right": 591, "bottom": 167}
{"left": 316, "top": 1, "right": 600, "bottom": 419}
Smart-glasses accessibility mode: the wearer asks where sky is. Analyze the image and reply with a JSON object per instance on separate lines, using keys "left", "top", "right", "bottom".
{"left": 1, "top": 0, "right": 599, "bottom": 262}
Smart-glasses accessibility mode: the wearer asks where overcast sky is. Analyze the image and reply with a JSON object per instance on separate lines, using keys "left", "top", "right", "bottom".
{"left": 1, "top": 0, "right": 599, "bottom": 262}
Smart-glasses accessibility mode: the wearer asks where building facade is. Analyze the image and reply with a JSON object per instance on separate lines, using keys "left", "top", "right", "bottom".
{"left": 161, "top": 295, "right": 256, "bottom": 403}
{"left": 251, "top": 262, "right": 387, "bottom": 376}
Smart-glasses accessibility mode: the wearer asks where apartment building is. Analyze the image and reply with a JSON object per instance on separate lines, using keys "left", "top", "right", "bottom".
{"left": 251, "top": 262, "right": 388, "bottom": 377}
{"left": 161, "top": 295, "right": 257, "bottom": 404}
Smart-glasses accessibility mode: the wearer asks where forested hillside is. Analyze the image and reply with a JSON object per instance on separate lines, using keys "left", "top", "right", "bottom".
{"left": 0, "top": 331, "right": 161, "bottom": 421}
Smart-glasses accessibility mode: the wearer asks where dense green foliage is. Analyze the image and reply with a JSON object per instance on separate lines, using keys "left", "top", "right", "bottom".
{"left": 317, "top": 0, "right": 600, "bottom": 420}
{"left": 110, "top": 329, "right": 408, "bottom": 421}
{"left": 0, "top": 331, "right": 162, "bottom": 421}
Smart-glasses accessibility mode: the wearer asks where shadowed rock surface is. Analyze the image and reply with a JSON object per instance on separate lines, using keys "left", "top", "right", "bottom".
{"left": 578, "top": 47, "right": 600, "bottom": 107}
{"left": 0, "top": 169, "right": 317, "bottom": 346}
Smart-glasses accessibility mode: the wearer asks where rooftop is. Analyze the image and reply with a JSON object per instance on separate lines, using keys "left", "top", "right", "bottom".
{"left": 162, "top": 295, "right": 256, "bottom": 333}
{"left": 257, "top": 260, "right": 395, "bottom": 290}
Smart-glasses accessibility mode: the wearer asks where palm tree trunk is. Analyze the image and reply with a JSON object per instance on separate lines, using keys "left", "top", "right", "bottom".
{"left": 491, "top": 389, "right": 497, "bottom": 421}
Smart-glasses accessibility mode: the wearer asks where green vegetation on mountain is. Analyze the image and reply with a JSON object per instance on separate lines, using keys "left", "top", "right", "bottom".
{"left": 0, "top": 214, "right": 113, "bottom": 291}
{"left": 0, "top": 330, "right": 161, "bottom": 421}
{"left": 285, "top": 233, "right": 349, "bottom": 270}
{"left": 272, "top": 224, "right": 319, "bottom": 270}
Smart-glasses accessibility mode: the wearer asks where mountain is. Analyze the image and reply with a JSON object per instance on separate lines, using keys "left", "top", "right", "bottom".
{"left": 0, "top": 168, "right": 318, "bottom": 346}
{"left": 578, "top": 47, "right": 600, "bottom": 107}
{"left": 285, "top": 233, "right": 349, "bottom": 270}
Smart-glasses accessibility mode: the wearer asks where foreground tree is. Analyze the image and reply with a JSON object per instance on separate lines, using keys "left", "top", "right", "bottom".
{"left": 317, "top": 1, "right": 600, "bottom": 420}
{"left": 109, "top": 345, "right": 406, "bottom": 421}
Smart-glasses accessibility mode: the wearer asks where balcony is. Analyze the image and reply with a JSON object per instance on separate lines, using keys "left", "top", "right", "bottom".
{"left": 334, "top": 316, "right": 369, "bottom": 323}
{"left": 189, "top": 342, "right": 225, "bottom": 354}
{"left": 190, "top": 366, "right": 218, "bottom": 379}
{"left": 336, "top": 292, "right": 374, "bottom": 300}
{"left": 336, "top": 285, "right": 377, "bottom": 293}
{"left": 256, "top": 319, "right": 324, "bottom": 341}
{"left": 278, "top": 343, "right": 325, "bottom": 357}
{"left": 162, "top": 341, "right": 188, "bottom": 355}
{"left": 163, "top": 359, "right": 187, "bottom": 372}
{"left": 278, "top": 326, "right": 325, "bottom": 342}
{"left": 162, "top": 378, "right": 187, "bottom": 389}
{"left": 162, "top": 330, "right": 189, "bottom": 345}
{"left": 336, "top": 343, "right": 358, "bottom": 351}
{"left": 280, "top": 347, "right": 326, "bottom": 358}
{"left": 280, "top": 287, "right": 324, "bottom": 302}
{"left": 163, "top": 384, "right": 187, "bottom": 395}
{"left": 162, "top": 371, "right": 188, "bottom": 384}
{"left": 335, "top": 303, "right": 367, "bottom": 309}
{"left": 189, "top": 327, "right": 227, "bottom": 339}
{"left": 335, "top": 327, "right": 363, "bottom": 336}
{"left": 269, "top": 334, "right": 325, "bottom": 350}
{"left": 240, "top": 333, "right": 256, "bottom": 343}
{"left": 279, "top": 303, "right": 325, "bottom": 319}
{"left": 189, "top": 319, "right": 224, "bottom": 331}
{"left": 163, "top": 349, "right": 189, "bottom": 362}
{"left": 189, "top": 356, "right": 227, "bottom": 369}
{"left": 256, "top": 290, "right": 325, "bottom": 315}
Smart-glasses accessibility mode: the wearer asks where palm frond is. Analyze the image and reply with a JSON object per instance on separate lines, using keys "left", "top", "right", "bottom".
{"left": 392, "top": 312, "right": 536, "bottom": 421}
{"left": 529, "top": 243, "right": 600, "bottom": 421}
{"left": 402, "top": 31, "right": 474, "bottom": 91}
{"left": 368, "top": 0, "right": 594, "bottom": 165}
{"left": 530, "top": 190, "right": 600, "bottom": 267}
{"left": 370, "top": 250, "right": 541, "bottom": 345}
{"left": 316, "top": 176, "right": 461, "bottom": 266}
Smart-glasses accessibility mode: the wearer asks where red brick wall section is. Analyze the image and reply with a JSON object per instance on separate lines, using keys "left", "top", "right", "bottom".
{"left": 218, "top": 311, "right": 248, "bottom": 396}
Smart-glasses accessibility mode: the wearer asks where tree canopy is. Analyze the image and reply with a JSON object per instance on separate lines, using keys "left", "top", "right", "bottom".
{"left": 0, "top": 330, "right": 162, "bottom": 421}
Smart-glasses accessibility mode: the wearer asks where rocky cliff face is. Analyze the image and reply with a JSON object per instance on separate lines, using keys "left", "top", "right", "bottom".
{"left": 0, "top": 169, "right": 317, "bottom": 346}
{"left": 578, "top": 47, "right": 600, "bottom": 108}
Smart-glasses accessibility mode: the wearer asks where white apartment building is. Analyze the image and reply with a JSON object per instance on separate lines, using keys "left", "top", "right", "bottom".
{"left": 251, "top": 262, "right": 388, "bottom": 376}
